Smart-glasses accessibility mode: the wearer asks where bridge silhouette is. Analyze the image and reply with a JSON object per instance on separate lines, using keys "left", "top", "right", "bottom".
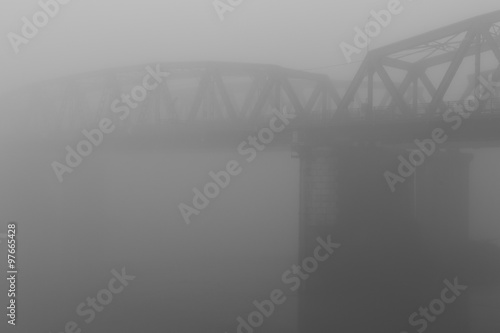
{"left": 3, "top": 9, "right": 500, "bottom": 333}
{"left": 4, "top": 10, "right": 500, "bottom": 146}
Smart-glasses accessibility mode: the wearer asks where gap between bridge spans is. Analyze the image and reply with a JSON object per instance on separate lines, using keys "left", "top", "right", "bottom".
{"left": 178, "top": 106, "right": 296, "bottom": 225}
{"left": 51, "top": 64, "right": 170, "bottom": 183}
{"left": 384, "top": 74, "right": 500, "bottom": 193}
{"left": 7, "top": 0, "right": 74, "bottom": 55}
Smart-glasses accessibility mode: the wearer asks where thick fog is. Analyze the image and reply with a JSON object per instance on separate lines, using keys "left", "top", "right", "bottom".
{"left": 1, "top": 1, "right": 500, "bottom": 333}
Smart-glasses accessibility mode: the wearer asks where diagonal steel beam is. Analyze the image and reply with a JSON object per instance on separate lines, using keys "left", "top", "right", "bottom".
{"left": 427, "top": 30, "right": 476, "bottom": 114}
{"left": 281, "top": 76, "right": 305, "bottom": 117}
{"left": 376, "top": 63, "right": 410, "bottom": 115}
{"left": 386, "top": 69, "right": 417, "bottom": 114}
{"left": 337, "top": 58, "right": 370, "bottom": 116}
{"left": 213, "top": 71, "right": 239, "bottom": 121}
{"left": 189, "top": 71, "right": 211, "bottom": 120}
{"left": 304, "top": 81, "right": 322, "bottom": 116}
{"left": 483, "top": 28, "right": 500, "bottom": 63}
{"left": 326, "top": 78, "right": 341, "bottom": 108}
{"left": 418, "top": 71, "right": 448, "bottom": 111}
{"left": 248, "top": 75, "right": 275, "bottom": 120}
{"left": 241, "top": 73, "right": 265, "bottom": 118}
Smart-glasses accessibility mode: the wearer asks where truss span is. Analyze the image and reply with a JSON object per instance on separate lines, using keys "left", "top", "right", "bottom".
{"left": 3, "top": 10, "right": 500, "bottom": 138}
{"left": 2, "top": 62, "right": 341, "bottom": 135}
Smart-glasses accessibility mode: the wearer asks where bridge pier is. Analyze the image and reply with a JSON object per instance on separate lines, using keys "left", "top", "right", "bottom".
{"left": 296, "top": 143, "right": 473, "bottom": 333}
{"left": 414, "top": 150, "right": 472, "bottom": 257}
{"left": 413, "top": 150, "right": 473, "bottom": 333}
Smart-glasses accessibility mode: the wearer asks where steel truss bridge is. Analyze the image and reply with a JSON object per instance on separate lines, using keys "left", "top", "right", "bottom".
{"left": 3, "top": 9, "right": 500, "bottom": 333}
{"left": 4, "top": 10, "right": 500, "bottom": 145}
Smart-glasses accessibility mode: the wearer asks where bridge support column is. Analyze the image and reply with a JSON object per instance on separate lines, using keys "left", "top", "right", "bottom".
{"left": 297, "top": 143, "right": 473, "bottom": 333}
{"left": 414, "top": 149, "right": 473, "bottom": 333}
{"left": 414, "top": 150, "right": 472, "bottom": 258}
{"left": 297, "top": 143, "right": 415, "bottom": 333}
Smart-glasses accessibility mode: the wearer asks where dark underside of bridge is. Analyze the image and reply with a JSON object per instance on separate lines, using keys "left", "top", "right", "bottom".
{"left": 31, "top": 114, "right": 499, "bottom": 153}
{"left": 301, "top": 116, "right": 500, "bottom": 146}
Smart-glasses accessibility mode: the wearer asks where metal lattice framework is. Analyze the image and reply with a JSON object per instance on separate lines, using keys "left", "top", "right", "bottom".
{"left": 3, "top": 62, "right": 342, "bottom": 134}
{"left": 338, "top": 10, "right": 500, "bottom": 119}
{"left": 3, "top": 10, "right": 500, "bottom": 137}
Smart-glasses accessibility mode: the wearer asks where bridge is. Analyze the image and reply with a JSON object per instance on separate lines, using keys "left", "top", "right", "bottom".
{"left": 4, "top": 10, "right": 500, "bottom": 145}
{"left": 3, "top": 9, "right": 500, "bottom": 333}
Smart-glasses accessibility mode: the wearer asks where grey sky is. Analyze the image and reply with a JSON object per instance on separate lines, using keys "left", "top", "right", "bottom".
{"left": 1, "top": 0, "right": 499, "bottom": 95}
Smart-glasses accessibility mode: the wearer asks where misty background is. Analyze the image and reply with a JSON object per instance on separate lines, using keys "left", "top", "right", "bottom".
{"left": 1, "top": 0, "right": 500, "bottom": 332}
